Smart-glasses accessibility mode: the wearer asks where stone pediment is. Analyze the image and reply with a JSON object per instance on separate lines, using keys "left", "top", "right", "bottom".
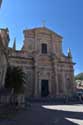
{"left": 23, "top": 27, "right": 63, "bottom": 40}
{"left": 37, "top": 27, "right": 62, "bottom": 38}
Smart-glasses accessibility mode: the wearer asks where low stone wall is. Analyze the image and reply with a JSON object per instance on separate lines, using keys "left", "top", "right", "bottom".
{"left": 0, "top": 94, "right": 25, "bottom": 106}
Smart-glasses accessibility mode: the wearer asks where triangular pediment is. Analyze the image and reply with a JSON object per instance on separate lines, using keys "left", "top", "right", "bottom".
{"left": 36, "top": 27, "right": 63, "bottom": 39}
{"left": 24, "top": 27, "right": 63, "bottom": 39}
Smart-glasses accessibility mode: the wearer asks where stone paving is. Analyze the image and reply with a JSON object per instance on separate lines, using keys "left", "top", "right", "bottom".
{"left": 0, "top": 103, "right": 83, "bottom": 125}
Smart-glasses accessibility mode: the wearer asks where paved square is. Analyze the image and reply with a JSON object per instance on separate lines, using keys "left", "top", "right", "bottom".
{"left": 0, "top": 103, "right": 83, "bottom": 125}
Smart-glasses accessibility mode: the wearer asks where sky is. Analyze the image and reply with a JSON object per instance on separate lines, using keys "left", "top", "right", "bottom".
{"left": 0, "top": 0, "right": 83, "bottom": 75}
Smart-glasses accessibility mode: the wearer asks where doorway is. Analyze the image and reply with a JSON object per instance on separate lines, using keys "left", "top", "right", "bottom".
{"left": 41, "top": 80, "right": 49, "bottom": 97}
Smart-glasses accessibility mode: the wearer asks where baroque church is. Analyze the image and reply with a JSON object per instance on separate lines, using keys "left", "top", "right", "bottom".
{"left": 8, "top": 26, "right": 75, "bottom": 97}
{"left": 0, "top": 1, "right": 75, "bottom": 98}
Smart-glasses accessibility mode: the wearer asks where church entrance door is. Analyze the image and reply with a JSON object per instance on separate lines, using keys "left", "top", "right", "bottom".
{"left": 41, "top": 80, "right": 49, "bottom": 97}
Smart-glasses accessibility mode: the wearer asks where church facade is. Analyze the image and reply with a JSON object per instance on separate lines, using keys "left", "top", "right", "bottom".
{"left": 8, "top": 27, "right": 75, "bottom": 97}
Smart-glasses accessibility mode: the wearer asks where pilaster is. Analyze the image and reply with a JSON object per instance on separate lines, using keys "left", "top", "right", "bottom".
{"left": 34, "top": 30, "right": 38, "bottom": 96}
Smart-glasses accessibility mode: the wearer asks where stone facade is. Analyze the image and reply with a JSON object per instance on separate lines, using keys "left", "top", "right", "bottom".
{"left": 0, "top": 28, "right": 9, "bottom": 87}
{"left": 8, "top": 27, "right": 75, "bottom": 97}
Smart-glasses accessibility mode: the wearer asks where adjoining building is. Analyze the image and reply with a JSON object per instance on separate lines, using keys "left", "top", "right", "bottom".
{"left": 0, "top": 0, "right": 2, "bottom": 8}
{"left": 8, "top": 27, "right": 75, "bottom": 97}
{"left": 0, "top": 28, "right": 10, "bottom": 87}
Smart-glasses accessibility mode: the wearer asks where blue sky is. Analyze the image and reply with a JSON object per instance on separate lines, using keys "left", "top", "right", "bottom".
{"left": 0, "top": 0, "right": 83, "bottom": 75}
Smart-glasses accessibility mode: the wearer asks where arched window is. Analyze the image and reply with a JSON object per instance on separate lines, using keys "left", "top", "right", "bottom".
{"left": 41, "top": 43, "right": 47, "bottom": 54}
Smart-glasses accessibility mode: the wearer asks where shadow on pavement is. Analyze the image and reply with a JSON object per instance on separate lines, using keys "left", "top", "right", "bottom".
{"left": 0, "top": 102, "right": 83, "bottom": 125}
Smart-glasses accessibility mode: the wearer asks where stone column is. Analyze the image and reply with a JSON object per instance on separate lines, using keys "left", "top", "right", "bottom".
{"left": 38, "top": 79, "right": 41, "bottom": 96}
{"left": 48, "top": 83, "right": 51, "bottom": 96}
{"left": 51, "top": 34, "right": 56, "bottom": 54}
{"left": 62, "top": 71, "right": 66, "bottom": 95}
{"left": 50, "top": 34, "right": 59, "bottom": 96}
{"left": 34, "top": 30, "right": 38, "bottom": 97}
{"left": 34, "top": 64, "right": 38, "bottom": 96}
{"left": 55, "top": 67, "right": 59, "bottom": 95}
{"left": 72, "top": 70, "right": 75, "bottom": 92}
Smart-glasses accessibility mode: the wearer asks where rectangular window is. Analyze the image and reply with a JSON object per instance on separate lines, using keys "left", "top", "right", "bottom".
{"left": 41, "top": 43, "right": 47, "bottom": 54}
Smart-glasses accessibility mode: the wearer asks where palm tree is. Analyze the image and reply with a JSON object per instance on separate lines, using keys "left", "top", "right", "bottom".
{"left": 5, "top": 66, "right": 26, "bottom": 94}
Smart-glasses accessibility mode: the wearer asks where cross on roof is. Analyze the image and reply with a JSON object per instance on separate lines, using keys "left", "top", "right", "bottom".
{"left": 42, "top": 20, "right": 46, "bottom": 27}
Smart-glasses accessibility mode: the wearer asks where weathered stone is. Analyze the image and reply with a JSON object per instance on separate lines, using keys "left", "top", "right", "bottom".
{"left": 8, "top": 27, "right": 75, "bottom": 97}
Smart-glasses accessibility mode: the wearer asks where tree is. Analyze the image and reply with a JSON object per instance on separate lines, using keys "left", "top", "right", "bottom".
{"left": 75, "top": 73, "right": 83, "bottom": 80}
{"left": 5, "top": 66, "right": 26, "bottom": 94}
